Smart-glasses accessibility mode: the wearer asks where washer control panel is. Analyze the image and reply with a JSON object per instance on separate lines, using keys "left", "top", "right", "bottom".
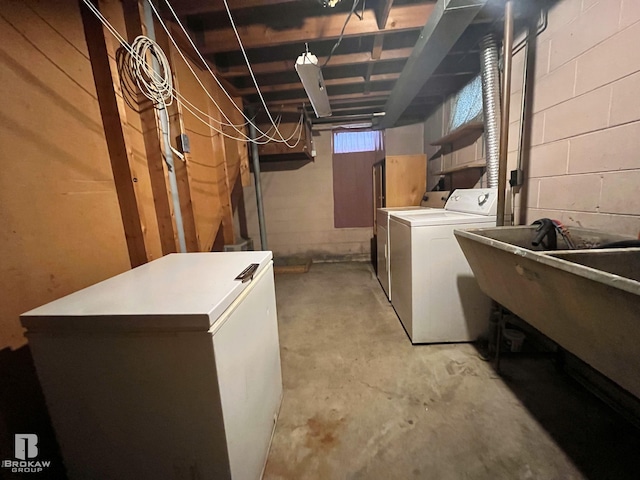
{"left": 444, "top": 188, "right": 498, "bottom": 216}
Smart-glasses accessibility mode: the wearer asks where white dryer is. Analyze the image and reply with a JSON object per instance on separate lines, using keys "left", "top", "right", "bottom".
{"left": 377, "top": 206, "right": 433, "bottom": 300}
{"left": 389, "top": 189, "right": 497, "bottom": 344}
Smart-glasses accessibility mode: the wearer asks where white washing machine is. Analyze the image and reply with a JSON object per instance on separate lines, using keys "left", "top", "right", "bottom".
{"left": 377, "top": 207, "right": 433, "bottom": 300}
{"left": 389, "top": 188, "right": 497, "bottom": 344}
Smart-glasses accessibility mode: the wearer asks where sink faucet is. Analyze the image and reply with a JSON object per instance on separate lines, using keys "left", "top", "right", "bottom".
{"left": 532, "top": 218, "right": 557, "bottom": 250}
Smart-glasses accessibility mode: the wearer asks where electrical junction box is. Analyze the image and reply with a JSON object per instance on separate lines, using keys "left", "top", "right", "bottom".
{"left": 177, "top": 133, "right": 190, "bottom": 153}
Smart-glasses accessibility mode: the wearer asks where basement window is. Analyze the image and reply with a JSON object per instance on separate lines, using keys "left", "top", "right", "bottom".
{"left": 449, "top": 75, "right": 483, "bottom": 132}
{"left": 333, "top": 130, "right": 384, "bottom": 154}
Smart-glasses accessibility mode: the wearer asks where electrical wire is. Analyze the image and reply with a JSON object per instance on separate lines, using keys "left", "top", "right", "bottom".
{"left": 221, "top": 0, "right": 301, "bottom": 145}
{"left": 156, "top": 0, "right": 303, "bottom": 146}
{"left": 129, "top": 35, "right": 173, "bottom": 107}
{"left": 322, "top": 0, "right": 361, "bottom": 68}
{"left": 81, "top": 0, "right": 301, "bottom": 145}
{"left": 80, "top": 0, "right": 303, "bottom": 146}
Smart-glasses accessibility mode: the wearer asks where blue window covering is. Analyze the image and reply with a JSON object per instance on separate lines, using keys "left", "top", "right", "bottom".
{"left": 449, "top": 75, "right": 483, "bottom": 131}
{"left": 333, "top": 130, "right": 384, "bottom": 154}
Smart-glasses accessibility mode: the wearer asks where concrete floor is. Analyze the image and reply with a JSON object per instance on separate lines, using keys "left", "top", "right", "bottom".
{"left": 264, "top": 262, "right": 640, "bottom": 480}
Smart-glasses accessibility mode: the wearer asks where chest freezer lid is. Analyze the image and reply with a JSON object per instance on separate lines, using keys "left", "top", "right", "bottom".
{"left": 390, "top": 211, "right": 497, "bottom": 227}
{"left": 21, "top": 252, "right": 272, "bottom": 332}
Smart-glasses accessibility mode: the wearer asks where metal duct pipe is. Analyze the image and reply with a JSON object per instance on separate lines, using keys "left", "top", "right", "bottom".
{"left": 480, "top": 34, "right": 501, "bottom": 189}
{"left": 497, "top": 0, "right": 515, "bottom": 227}
{"left": 248, "top": 115, "right": 268, "bottom": 250}
{"left": 143, "top": 1, "right": 187, "bottom": 252}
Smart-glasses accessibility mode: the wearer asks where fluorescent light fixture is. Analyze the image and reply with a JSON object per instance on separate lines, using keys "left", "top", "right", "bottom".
{"left": 295, "top": 52, "right": 332, "bottom": 118}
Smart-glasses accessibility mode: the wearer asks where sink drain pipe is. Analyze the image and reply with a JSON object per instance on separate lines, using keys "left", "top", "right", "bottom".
{"left": 247, "top": 110, "right": 268, "bottom": 250}
{"left": 497, "top": 0, "right": 515, "bottom": 226}
{"left": 482, "top": 1, "right": 515, "bottom": 372}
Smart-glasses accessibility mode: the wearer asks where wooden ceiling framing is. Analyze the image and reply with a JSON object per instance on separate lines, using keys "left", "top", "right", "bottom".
{"left": 167, "top": 0, "right": 514, "bottom": 126}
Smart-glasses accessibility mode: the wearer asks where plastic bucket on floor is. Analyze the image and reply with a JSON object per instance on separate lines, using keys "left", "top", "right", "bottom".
{"left": 503, "top": 328, "right": 525, "bottom": 352}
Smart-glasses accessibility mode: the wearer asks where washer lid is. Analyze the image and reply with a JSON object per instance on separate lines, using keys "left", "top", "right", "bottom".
{"left": 377, "top": 206, "right": 433, "bottom": 225}
{"left": 391, "top": 211, "right": 497, "bottom": 226}
{"left": 21, "top": 252, "right": 273, "bottom": 332}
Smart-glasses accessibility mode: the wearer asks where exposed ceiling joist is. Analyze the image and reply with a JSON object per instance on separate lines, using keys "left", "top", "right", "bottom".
{"left": 237, "top": 73, "right": 400, "bottom": 95}
{"left": 217, "top": 47, "right": 413, "bottom": 77}
{"left": 167, "top": 0, "right": 525, "bottom": 127}
{"left": 270, "top": 91, "right": 393, "bottom": 105}
{"left": 364, "top": 63, "right": 375, "bottom": 94}
{"left": 371, "top": 34, "right": 384, "bottom": 60}
{"left": 377, "top": 0, "right": 487, "bottom": 129}
{"left": 375, "top": 0, "right": 395, "bottom": 29}
{"left": 200, "top": 4, "right": 435, "bottom": 54}
{"left": 173, "top": 0, "right": 301, "bottom": 16}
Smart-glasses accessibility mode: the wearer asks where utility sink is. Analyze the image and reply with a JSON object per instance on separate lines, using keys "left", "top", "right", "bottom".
{"left": 471, "top": 225, "right": 633, "bottom": 251}
{"left": 454, "top": 226, "right": 640, "bottom": 399}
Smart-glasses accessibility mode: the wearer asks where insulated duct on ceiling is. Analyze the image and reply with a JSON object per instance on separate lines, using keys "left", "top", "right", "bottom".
{"left": 376, "top": 0, "right": 488, "bottom": 129}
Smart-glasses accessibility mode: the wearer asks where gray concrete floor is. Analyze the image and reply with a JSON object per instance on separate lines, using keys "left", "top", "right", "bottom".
{"left": 264, "top": 262, "right": 640, "bottom": 480}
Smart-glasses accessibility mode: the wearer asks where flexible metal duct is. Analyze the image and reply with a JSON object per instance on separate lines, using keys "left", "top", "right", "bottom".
{"left": 480, "top": 34, "right": 501, "bottom": 189}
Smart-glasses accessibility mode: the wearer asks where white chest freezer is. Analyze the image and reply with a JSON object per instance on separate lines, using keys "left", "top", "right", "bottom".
{"left": 21, "top": 252, "right": 283, "bottom": 480}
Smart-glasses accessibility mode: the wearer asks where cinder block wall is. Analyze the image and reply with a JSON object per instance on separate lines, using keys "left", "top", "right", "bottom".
{"left": 510, "top": 0, "right": 640, "bottom": 235}
{"left": 424, "top": 0, "right": 640, "bottom": 236}
{"left": 243, "top": 124, "right": 424, "bottom": 260}
{"left": 423, "top": 92, "right": 485, "bottom": 192}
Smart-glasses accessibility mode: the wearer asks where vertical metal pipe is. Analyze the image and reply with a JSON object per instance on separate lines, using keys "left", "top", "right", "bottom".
{"left": 248, "top": 116, "right": 268, "bottom": 250}
{"left": 497, "top": 0, "right": 514, "bottom": 227}
{"left": 143, "top": 1, "right": 187, "bottom": 252}
{"left": 517, "top": 27, "right": 532, "bottom": 172}
{"left": 480, "top": 34, "right": 501, "bottom": 189}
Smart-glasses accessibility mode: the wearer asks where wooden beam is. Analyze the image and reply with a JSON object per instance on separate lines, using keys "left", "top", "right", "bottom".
{"left": 168, "top": 107, "right": 201, "bottom": 252}
{"left": 270, "top": 90, "right": 392, "bottom": 106}
{"left": 237, "top": 73, "right": 400, "bottom": 95}
{"left": 201, "top": 4, "right": 434, "bottom": 53}
{"left": 166, "top": 22, "right": 240, "bottom": 97}
{"left": 371, "top": 34, "right": 384, "bottom": 60}
{"left": 375, "top": 0, "right": 395, "bottom": 30}
{"left": 175, "top": 0, "right": 300, "bottom": 16}
{"left": 364, "top": 63, "right": 375, "bottom": 95}
{"left": 330, "top": 104, "right": 386, "bottom": 114}
{"left": 156, "top": 19, "right": 201, "bottom": 252}
{"left": 218, "top": 47, "right": 413, "bottom": 77}
{"left": 121, "top": 0, "right": 176, "bottom": 255}
{"left": 80, "top": 0, "right": 148, "bottom": 267}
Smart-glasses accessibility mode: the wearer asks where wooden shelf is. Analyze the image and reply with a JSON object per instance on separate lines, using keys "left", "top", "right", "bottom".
{"left": 435, "top": 160, "right": 486, "bottom": 175}
{"left": 431, "top": 121, "right": 484, "bottom": 146}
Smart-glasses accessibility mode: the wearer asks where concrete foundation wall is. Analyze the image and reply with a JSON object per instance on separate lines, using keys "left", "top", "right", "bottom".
{"left": 423, "top": 89, "right": 486, "bottom": 193}
{"left": 512, "top": 0, "right": 640, "bottom": 235}
{"left": 243, "top": 124, "right": 424, "bottom": 260}
{"left": 423, "top": 0, "right": 640, "bottom": 236}
{"left": 386, "top": 123, "right": 425, "bottom": 156}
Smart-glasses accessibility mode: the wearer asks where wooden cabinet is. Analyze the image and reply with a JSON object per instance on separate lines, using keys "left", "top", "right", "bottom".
{"left": 373, "top": 154, "right": 427, "bottom": 232}
{"left": 256, "top": 121, "right": 313, "bottom": 162}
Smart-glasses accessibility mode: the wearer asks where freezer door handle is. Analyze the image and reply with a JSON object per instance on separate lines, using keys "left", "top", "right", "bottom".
{"left": 235, "top": 263, "right": 260, "bottom": 283}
